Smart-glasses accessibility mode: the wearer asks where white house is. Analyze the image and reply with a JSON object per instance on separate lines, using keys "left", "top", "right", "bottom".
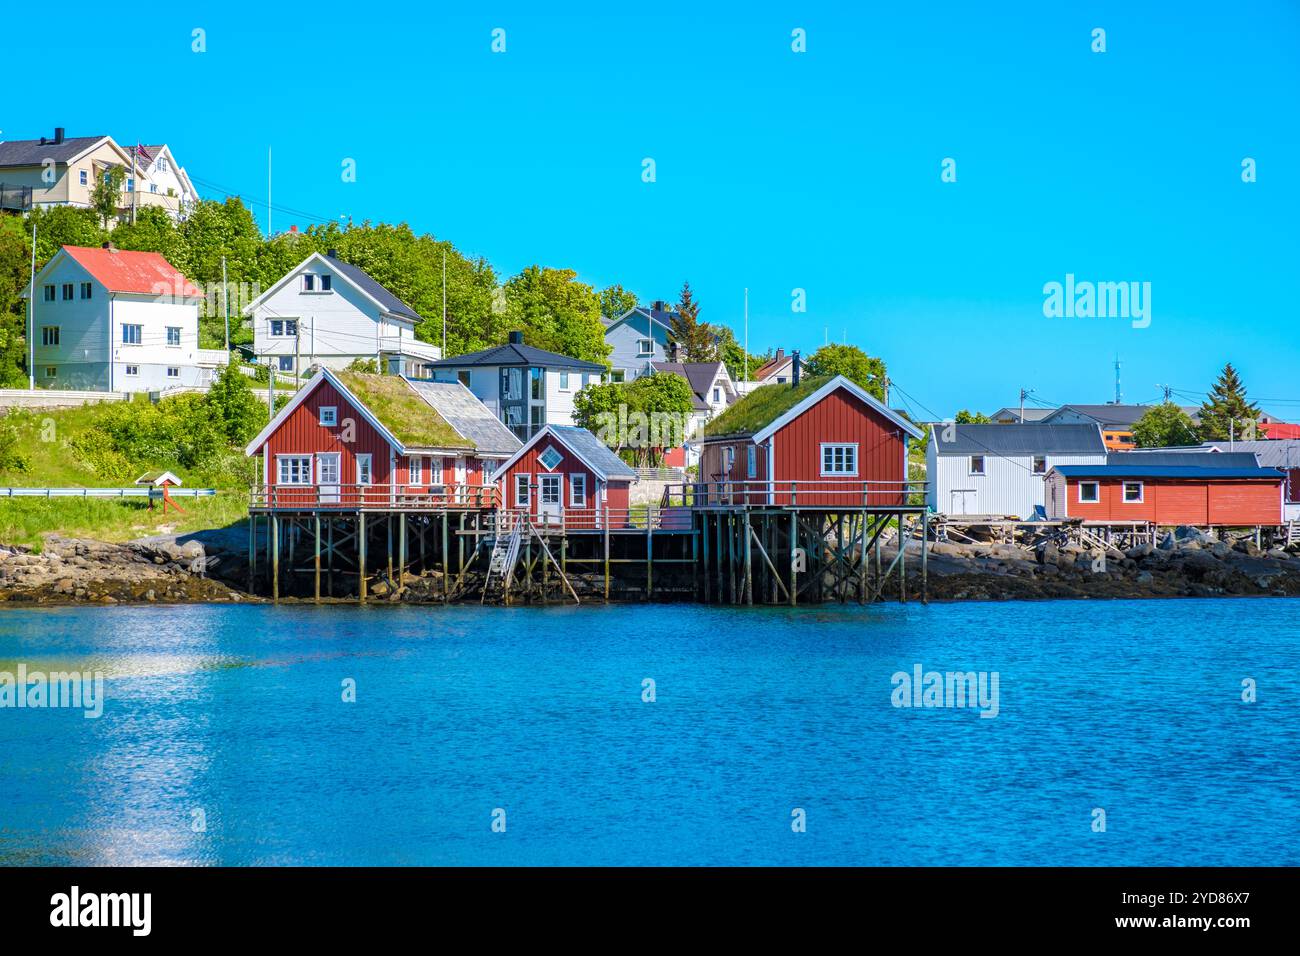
{"left": 23, "top": 244, "right": 221, "bottom": 392}
{"left": 926, "top": 423, "right": 1108, "bottom": 518}
{"left": 603, "top": 303, "right": 676, "bottom": 382}
{"left": 244, "top": 250, "right": 442, "bottom": 378}
{"left": 426, "top": 332, "right": 607, "bottom": 442}
{"left": 123, "top": 143, "right": 199, "bottom": 219}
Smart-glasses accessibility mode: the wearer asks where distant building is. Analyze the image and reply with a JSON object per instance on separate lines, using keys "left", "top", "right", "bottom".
{"left": 603, "top": 302, "right": 677, "bottom": 382}
{"left": 1131, "top": 439, "right": 1300, "bottom": 522}
{"left": 427, "top": 332, "right": 607, "bottom": 442}
{"left": 244, "top": 250, "right": 443, "bottom": 378}
{"left": 0, "top": 129, "right": 133, "bottom": 214}
{"left": 23, "top": 244, "right": 223, "bottom": 392}
{"left": 1042, "top": 404, "right": 1195, "bottom": 451}
{"left": 990, "top": 406, "right": 1056, "bottom": 424}
{"left": 494, "top": 424, "right": 638, "bottom": 529}
{"left": 1045, "top": 452, "right": 1284, "bottom": 526}
{"left": 651, "top": 358, "right": 737, "bottom": 431}
{"left": 123, "top": 143, "right": 198, "bottom": 219}
{"left": 926, "top": 424, "right": 1108, "bottom": 518}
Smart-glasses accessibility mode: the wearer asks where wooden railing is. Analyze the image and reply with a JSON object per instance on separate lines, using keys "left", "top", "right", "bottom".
{"left": 496, "top": 505, "right": 693, "bottom": 532}
{"left": 660, "top": 479, "right": 930, "bottom": 508}
{"left": 250, "top": 483, "right": 499, "bottom": 511}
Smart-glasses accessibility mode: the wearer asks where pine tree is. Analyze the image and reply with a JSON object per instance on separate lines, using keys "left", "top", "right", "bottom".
{"left": 1198, "top": 362, "right": 1261, "bottom": 441}
{"left": 669, "top": 281, "right": 716, "bottom": 362}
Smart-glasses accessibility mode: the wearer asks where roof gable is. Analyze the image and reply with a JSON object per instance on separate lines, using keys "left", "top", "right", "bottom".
{"left": 37, "top": 246, "right": 199, "bottom": 297}
{"left": 494, "top": 425, "right": 638, "bottom": 482}
{"left": 242, "top": 252, "right": 421, "bottom": 322}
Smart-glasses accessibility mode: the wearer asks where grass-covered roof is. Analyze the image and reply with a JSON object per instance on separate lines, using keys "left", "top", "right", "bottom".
{"left": 703, "top": 375, "right": 832, "bottom": 438}
{"left": 335, "top": 372, "right": 472, "bottom": 450}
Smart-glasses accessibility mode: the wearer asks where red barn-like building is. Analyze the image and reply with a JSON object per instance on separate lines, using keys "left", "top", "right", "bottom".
{"left": 696, "top": 374, "right": 924, "bottom": 507}
{"left": 245, "top": 368, "right": 520, "bottom": 509}
{"left": 494, "top": 424, "right": 638, "bottom": 529}
{"left": 1045, "top": 453, "right": 1284, "bottom": 526}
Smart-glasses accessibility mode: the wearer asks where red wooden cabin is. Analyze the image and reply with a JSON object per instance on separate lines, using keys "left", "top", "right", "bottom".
{"left": 696, "top": 374, "right": 924, "bottom": 508}
{"left": 1045, "top": 454, "right": 1284, "bottom": 526}
{"left": 494, "top": 425, "right": 638, "bottom": 530}
{"left": 245, "top": 368, "right": 520, "bottom": 510}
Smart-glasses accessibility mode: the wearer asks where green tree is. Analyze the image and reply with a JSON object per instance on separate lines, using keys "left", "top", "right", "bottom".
{"left": 954, "top": 409, "right": 991, "bottom": 424}
{"left": 1132, "top": 402, "right": 1200, "bottom": 447}
{"left": 599, "top": 284, "right": 639, "bottom": 321}
{"left": 504, "top": 265, "right": 610, "bottom": 363}
{"left": 26, "top": 205, "right": 104, "bottom": 263}
{"left": 110, "top": 205, "right": 183, "bottom": 263}
{"left": 204, "top": 360, "right": 268, "bottom": 446}
{"left": 707, "top": 323, "right": 767, "bottom": 381}
{"left": 804, "top": 344, "right": 888, "bottom": 400}
{"left": 90, "top": 165, "right": 126, "bottom": 229}
{"left": 0, "top": 217, "right": 33, "bottom": 387}
{"left": 670, "top": 281, "right": 715, "bottom": 362}
{"left": 1198, "top": 363, "right": 1260, "bottom": 440}
{"left": 573, "top": 379, "right": 628, "bottom": 445}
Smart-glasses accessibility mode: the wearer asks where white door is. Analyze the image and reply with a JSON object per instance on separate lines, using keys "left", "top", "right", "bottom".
{"left": 454, "top": 456, "right": 467, "bottom": 502}
{"left": 317, "top": 453, "right": 340, "bottom": 503}
{"left": 538, "top": 474, "right": 563, "bottom": 525}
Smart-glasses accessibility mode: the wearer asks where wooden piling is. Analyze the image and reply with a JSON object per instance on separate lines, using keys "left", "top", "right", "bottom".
{"left": 271, "top": 514, "right": 280, "bottom": 602}
{"left": 358, "top": 513, "right": 367, "bottom": 603}
{"left": 313, "top": 514, "right": 321, "bottom": 603}
{"left": 743, "top": 510, "right": 753, "bottom": 605}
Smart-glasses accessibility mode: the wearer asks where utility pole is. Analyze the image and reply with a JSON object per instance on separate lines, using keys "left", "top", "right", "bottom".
{"left": 130, "top": 145, "right": 137, "bottom": 225}
{"left": 743, "top": 287, "right": 748, "bottom": 382}
{"left": 294, "top": 322, "right": 300, "bottom": 385}
{"left": 221, "top": 255, "right": 229, "bottom": 350}
{"left": 1114, "top": 354, "right": 1123, "bottom": 405}
{"left": 441, "top": 248, "right": 447, "bottom": 356}
{"left": 1156, "top": 384, "right": 1173, "bottom": 402}
{"left": 267, "top": 360, "right": 276, "bottom": 416}
{"left": 267, "top": 147, "right": 272, "bottom": 238}
{"left": 27, "top": 225, "right": 36, "bottom": 390}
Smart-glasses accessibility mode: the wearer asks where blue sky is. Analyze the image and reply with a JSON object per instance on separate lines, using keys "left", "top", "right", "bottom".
{"left": 12, "top": 1, "right": 1299, "bottom": 417}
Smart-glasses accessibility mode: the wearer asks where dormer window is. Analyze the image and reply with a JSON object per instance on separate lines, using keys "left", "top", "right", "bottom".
{"left": 302, "top": 274, "right": 315, "bottom": 292}
{"left": 302, "top": 273, "right": 332, "bottom": 293}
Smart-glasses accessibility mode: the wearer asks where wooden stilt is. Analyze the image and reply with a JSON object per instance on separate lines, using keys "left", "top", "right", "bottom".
{"left": 921, "top": 509, "right": 929, "bottom": 604}
{"left": 358, "top": 513, "right": 367, "bottom": 603}
{"left": 788, "top": 510, "right": 797, "bottom": 606}
{"left": 743, "top": 510, "right": 753, "bottom": 605}
{"left": 247, "top": 515, "right": 256, "bottom": 594}
{"left": 314, "top": 514, "right": 321, "bottom": 603}
{"left": 442, "top": 512, "right": 450, "bottom": 604}
{"left": 646, "top": 521, "right": 653, "bottom": 601}
{"left": 398, "top": 514, "right": 407, "bottom": 593}
{"left": 702, "top": 514, "right": 711, "bottom": 603}
{"left": 271, "top": 514, "right": 280, "bottom": 602}
{"left": 603, "top": 507, "right": 611, "bottom": 602}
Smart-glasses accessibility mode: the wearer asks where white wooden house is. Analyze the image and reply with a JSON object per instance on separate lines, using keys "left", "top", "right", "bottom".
{"left": 926, "top": 423, "right": 1108, "bottom": 518}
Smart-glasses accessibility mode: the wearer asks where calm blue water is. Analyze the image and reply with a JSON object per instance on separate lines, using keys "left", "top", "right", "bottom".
{"left": 0, "top": 599, "right": 1297, "bottom": 866}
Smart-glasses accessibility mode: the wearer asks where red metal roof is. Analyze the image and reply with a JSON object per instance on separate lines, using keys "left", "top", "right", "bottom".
{"left": 62, "top": 245, "right": 200, "bottom": 297}
{"left": 1261, "top": 422, "right": 1300, "bottom": 440}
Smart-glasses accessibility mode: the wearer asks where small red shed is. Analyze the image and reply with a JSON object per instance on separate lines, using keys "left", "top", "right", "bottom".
{"left": 245, "top": 368, "right": 520, "bottom": 509}
{"left": 1044, "top": 453, "right": 1285, "bottom": 526}
{"left": 494, "top": 425, "right": 638, "bottom": 529}
{"left": 696, "top": 374, "right": 924, "bottom": 507}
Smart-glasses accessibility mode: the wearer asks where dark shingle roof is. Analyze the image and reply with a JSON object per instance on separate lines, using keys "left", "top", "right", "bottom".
{"left": 548, "top": 426, "right": 637, "bottom": 479}
{"left": 1047, "top": 404, "right": 1200, "bottom": 427}
{"left": 325, "top": 255, "right": 421, "bottom": 321}
{"left": 1053, "top": 452, "right": 1277, "bottom": 479}
{"left": 651, "top": 361, "right": 726, "bottom": 410}
{"left": 0, "top": 135, "right": 112, "bottom": 167}
{"left": 931, "top": 424, "right": 1107, "bottom": 456}
{"left": 405, "top": 379, "right": 522, "bottom": 457}
{"left": 430, "top": 342, "right": 606, "bottom": 371}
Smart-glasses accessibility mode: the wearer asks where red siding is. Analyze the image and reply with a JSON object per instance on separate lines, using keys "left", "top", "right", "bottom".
{"left": 770, "top": 389, "right": 908, "bottom": 507}
{"left": 699, "top": 439, "right": 769, "bottom": 504}
{"left": 1062, "top": 477, "right": 1281, "bottom": 525}
{"left": 499, "top": 436, "right": 631, "bottom": 529}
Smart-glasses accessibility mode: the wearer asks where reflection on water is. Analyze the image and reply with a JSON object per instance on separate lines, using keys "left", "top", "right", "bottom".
{"left": 1, "top": 600, "right": 1298, "bottom": 866}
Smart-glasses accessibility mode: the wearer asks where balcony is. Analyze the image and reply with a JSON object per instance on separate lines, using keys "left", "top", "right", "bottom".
{"left": 0, "top": 183, "right": 33, "bottom": 212}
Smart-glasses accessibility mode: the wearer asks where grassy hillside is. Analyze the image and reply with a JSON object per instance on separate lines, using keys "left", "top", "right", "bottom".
{"left": 0, "top": 377, "right": 265, "bottom": 548}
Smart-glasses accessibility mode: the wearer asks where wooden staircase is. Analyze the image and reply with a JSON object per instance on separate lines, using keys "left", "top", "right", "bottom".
{"left": 481, "top": 516, "right": 523, "bottom": 603}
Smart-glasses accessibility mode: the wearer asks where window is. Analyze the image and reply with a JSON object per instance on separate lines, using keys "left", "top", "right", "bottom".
{"left": 44, "top": 366, "right": 56, "bottom": 378}
{"left": 457, "top": 370, "right": 472, "bottom": 388}
{"left": 969, "top": 455, "right": 985, "bottom": 475}
{"left": 725, "top": 446, "right": 736, "bottom": 472}
{"left": 712, "top": 387, "right": 721, "bottom": 403}
{"left": 821, "top": 443, "right": 858, "bottom": 476}
{"left": 530, "top": 405, "right": 544, "bottom": 428}
{"left": 514, "top": 474, "right": 530, "bottom": 507}
{"left": 1032, "top": 456, "right": 1047, "bottom": 475}
{"left": 538, "top": 445, "right": 563, "bottom": 471}
{"left": 61, "top": 283, "right": 73, "bottom": 301}
{"left": 79, "top": 170, "right": 88, "bottom": 186}
{"left": 502, "top": 367, "right": 523, "bottom": 400}
{"left": 317, "top": 454, "right": 340, "bottom": 486}
{"left": 80, "top": 282, "right": 92, "bottom": 299}
{"left": 166, "top": 367, "right": 180, "bottom": 379}
{"left": 125, "top": 177, "right": 134, "bottom": 192}
{"left": 320, "top": 274, "right": 331, "bottom": 291}
{"left": 277, "top": 356, "right": 294, "bottom": 372}
{"left": 747, "top": 445, "right": 757, "bottom": 478}
{"left": 319, "top": 406, "right": 337, "bottom": 427}
{"left": 124, "top": 365, "right": 139, "bottom": 376}
{"left": 1079, "top": 481, "right": 1100, "bottom": 503}
{"left": 637, "top": 338, "right": 654, "bottom": 356}
{"left": 122, "top": 324, "right": 142, "bottom": 345}
{"left": 149, "top": 183, "right": 157, "bottom": 194}
{"left": 302, "top": 274, "right": 315, "bottom": 292}
{"left": 559, "top": 371, "right": 570, "bottom": 391}
{"left": 42, "top": 285, "right": 55, "bottom": 302}
{"left": 269, "top": 319, "right": 298, "bottom": 338}
{"left": 41, "top": 326, "right": 59, "bottom": 347}
{"left": 408, "top": 456, "right": 424, "bottom": 484}
{"left": 530, "top": 367, "right": 544, "bottom": 400}
{"left": 610, "top": 370, "right": 626, "bottom": 383}
{"left": 166, "top": 326, "right": 181, "bottom": 346}
{"left": 157, "top": 157, "right": 169, "bottom": 173}
{"left": 277, "top": 456, "right": 312, "bottom": 485}
{"left": 1122, "top": 481, "right": 1144, "bottom": 503}
{"left": 570, "top": 473, "right": 587, "bottom": 508}
{"left": 356, "top": 454, "right": 372, "bottom": 486}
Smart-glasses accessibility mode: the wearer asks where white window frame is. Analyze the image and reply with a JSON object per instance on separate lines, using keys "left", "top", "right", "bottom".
{"left": 269, "top": 319, "right": 298, "bottom": 338}
{"left": 408, "top": 455, "right": 424, "bottom": 485}
{"left": 41, "top": 326, "right": 59, "bottom": 347}
{"left": 320, "top": 274, "right": 331, "bottom": 292}
{"left": 302, "top": 274, "right": 316, "bottom": 292}
{"left": 166, "top": 326, "right": 182, "bottom": 346}
{"left": 712, "top": 387, "right": 721, "bottom": 404}
{"left": 1122, "top": 481, "right": 1144, "bottom": 503}
{"left": 559, "top": 371, "right": 570, "bottom": 391}
{"left": 79, "top": 282, "right": 92, "bottom": 299}
{"left": 319, "top": 406, "right": 338, "bottom": 427}
{"left": 636, "top": 338, "right": 654, "bottom": 357}
{"left": 356, "top": 454, "right": 373, "bottom": 486}
{"left": 538, "top": 445, "right": 563, "bottom": 472}
{"left": 724, "top": 446, "right": 736, "bottom": 473}
{"left": 746, "top": 445, "right": 757, "bottom": 479}
{"left": 570, "top": 473, "right": 587, "bottom": 508}
{"left": 276, "top": 455, "right": 312, "bottom": 485}
{"left": 44, "top": 366, "right": 57, "bottom": 378}
{"left": 1032, "top": 456, "right": 1047, "bottom": 475}
{"left": 124, "top": 365, "right": 139, "bottom": 377}
{"left": 1078, "top": 481, "right": 1100, "bottom": 503}
{"left": 969, "top": 455, "right": 986, "bottom": 476}
{"left": 820, "top": 442, "right": 858, "bottom": 477}
{"left": 122, "top": 324, "right": 143, "bottom": 345}
{"left": 514, "top": 473, "right": 531, "bottom": 508}
{"left": 277, "top": 356, "right": 294, "bottom": 372}
{"left": 78, "top": 170, "right": 88, "bottom": 186}
{"left": 166, "top": 367, "right": 180, "bottom": 379}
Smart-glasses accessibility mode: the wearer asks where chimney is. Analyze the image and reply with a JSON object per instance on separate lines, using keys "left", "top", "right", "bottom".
{"left": 668, "top": 341, "right": 680, "bottom": 363}
{"left": 652, "top": 299, "right": 667, "bottom": 312}
{"left": 54, "top": 127, "right": 65, "bottom": 145}
{"left": 290, "top": 224, "right": 298, "bottom": 234}
{"left": 101, "top": 241, "right": 116, "bottom": 252}
{"left": 508, "top": 330, "right": 524, "bottom": 345}
{"left": 791, "top": 350, "right": 801, "bottom": 386}
{"left": 772, "top": 348, "right": 784, "bottom": 362}
{"left": 326, "top": 247, "right": 337, "bottom": 258}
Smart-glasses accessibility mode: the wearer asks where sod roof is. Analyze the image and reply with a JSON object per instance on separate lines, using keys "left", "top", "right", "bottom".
{"left": 335, "top": 371, "right": 472, "bottom": 450}
{"left": 703, "top": 376, "right": 832, "bottom": 438}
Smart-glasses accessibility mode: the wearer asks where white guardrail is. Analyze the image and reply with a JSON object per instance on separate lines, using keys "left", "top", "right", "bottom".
{"left": 0, "top": 487, "right": 216, "bottom": 499}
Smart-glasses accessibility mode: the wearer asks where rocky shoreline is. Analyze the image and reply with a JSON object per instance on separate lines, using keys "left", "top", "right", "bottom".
{"left": 1, "top": 527, "right": 1298, "bottom": 607}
